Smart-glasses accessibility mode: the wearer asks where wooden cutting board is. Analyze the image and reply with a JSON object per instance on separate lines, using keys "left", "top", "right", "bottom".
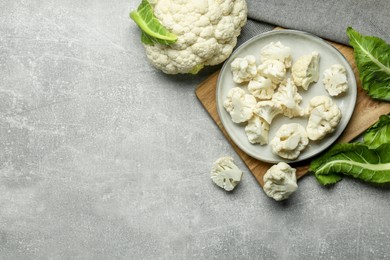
{"left": 196, "top": 30, "right": 390, "bottom": 187}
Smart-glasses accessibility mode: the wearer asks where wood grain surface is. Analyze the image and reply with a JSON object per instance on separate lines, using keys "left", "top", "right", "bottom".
{"left": 195, "top": 31, "right": 390, "bottom": 187}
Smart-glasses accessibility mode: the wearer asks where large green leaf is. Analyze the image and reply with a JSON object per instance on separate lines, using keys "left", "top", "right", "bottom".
{"left": 346, "top": 27, "right": 390, "bottom": 101}
{"left": 310, "top": 143, "right": 390, "bottom": 185}
{"left": 363, "top": 115, "right": 390, "bottom": 148}
{"left": 130, "top": 0, "right": 178, "bottom": 46}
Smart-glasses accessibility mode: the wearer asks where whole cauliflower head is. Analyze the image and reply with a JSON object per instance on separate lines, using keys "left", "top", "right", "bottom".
{"left": 305, "top": 96, "right": 342, "bottom": 141}
{"left": 247, "top": 75, "right": 276, "bottom": 100}
{"left": 245, "top": 115, "right": 270, "bottom": 145}
{"left": 272, "top": 78, "right": 304, "bottom": 118}
{"left": 230, "top": 55, "right": 258, "bottom": 83}
{"left": 260, "top": 41, "right": 292, "bottom": 68}
{"left": 257, "top": 60, "right": 286, "bottom": 84}
{"left": 224, "top": 87, "right": 257, "bottom": 123}
{"left": 271, "top": 123, "right": 309, "bottom": 160}
{"left": 144, "top": 0, "right": 248, "bottom": 74}
{"left": 211, "top": 157, "right": 243, "bottom": 191}
{"left": 292, "top": 52, "right": 320, "bottom": 90}
{"left": 263, "top": 162, "right": 298, "bottom": 201}
{"left": 254, "top": 101, "right": 283, "bottom": 125}
{"left": 323, "top": 64, "right": 348, "bottom": 96}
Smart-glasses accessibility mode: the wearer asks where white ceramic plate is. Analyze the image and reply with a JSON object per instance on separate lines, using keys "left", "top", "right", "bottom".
{"left": 216, "top": 30, "right": 357, "bottom": 163}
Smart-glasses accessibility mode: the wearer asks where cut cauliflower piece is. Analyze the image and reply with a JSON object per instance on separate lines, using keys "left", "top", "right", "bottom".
{"left": 253, "top": 101, "right": 283, "bottom": 125}
{"left": 323, "top": 64, "right": 348, "bottom": 96}
{"left": 271, "top": 123, "right": 309, "bottom": 160}
{"left": 305, "top": 96, "right": 342, "bottom": 141}
{"left": 143, "top": 0, "right": 248, "bottom": 74}
{"left": 223, "top": 87, "right": 256, "bottom": 123}
{"left": 230, "top": 55, "right": 258, "bottom": 83}
{"left": 247, "top": 75, "right": 276, "bottom": 100}
{"left": 257, "top": 60, "right": 286, "bottom": 84}
{"left": 245, "top": 115, "right": 270, "bottom": 145}
{"left": 292, "top": 52, "right": 320, "bottom": 90}
{"left": 260, "top": 41, "right": 292, "bottom": 68}
{"left": 263, "top": 162, "right": 298, "bottom": 201}
{"left": 272, "top": 78, "right": 304, "bottom": 118}
{"left": 211, "top": 157, "right": 243, "bottom": 191}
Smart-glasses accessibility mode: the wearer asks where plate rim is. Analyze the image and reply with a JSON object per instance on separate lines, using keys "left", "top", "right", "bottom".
{"left": 216, "top": 29, "right": 357, "bottom": 163}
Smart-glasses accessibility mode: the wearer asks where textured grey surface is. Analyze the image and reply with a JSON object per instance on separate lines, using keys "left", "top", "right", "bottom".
{"left": 247, "top": 0, "right": 390, "bottom": 45}
{"left": 1, "top": 0, "right": 390, "bottom": 259}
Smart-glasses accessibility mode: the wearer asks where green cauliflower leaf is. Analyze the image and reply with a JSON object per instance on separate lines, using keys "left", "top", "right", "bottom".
{"left": 346, "top": 27, "right": 390, "bottom": 101}
{"left": 363, "top": 115, "right": 390, "bottom": 148}
{"left": 310, "top": 143, "right": 390, "bottom": 186}
{"left": 130, "top": 0, "right": 178, "bottom": 46}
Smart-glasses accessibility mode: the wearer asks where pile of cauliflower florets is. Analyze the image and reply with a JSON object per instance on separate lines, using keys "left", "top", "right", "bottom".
{"left": 224, "top": 41, "right": 348, "bottom": 161}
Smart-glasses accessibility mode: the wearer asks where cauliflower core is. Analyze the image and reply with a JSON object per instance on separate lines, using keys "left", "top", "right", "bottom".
{"left": 260, "top": 41, "right": 292, "bottom": 68}
{"left": 263, "top": 162, "right": 298, "bottom": 201}
{"left": 247, "top": 75, "right": 276, "bottom": 100}
{"left": 323, "top": 64, "right": 348, "bottom": 96}
{"left": 272, "top": 78, "right": 304, "bottom": 118}
{"left": 305, "top": 96, "right": 342, "bottom": 141}
{"left": 224, "top": 87, "right": 256, "bottom": 123}
{"left": 230, "top": 55, "right": 258, "bottom": 83}
{"left": 292, "top": 52, "right": 320, "bottom": 90}
{"left": 271, "top": 123, "right": 309, "bottom": 160}
{"left": 144, "top": 0, "right": 248, "bottom": 74}
{"left": 211, "top": 157, "right": 243, "bottom": 191}
{"left": 245, "top": 115, "right": 269, "bottom": 145}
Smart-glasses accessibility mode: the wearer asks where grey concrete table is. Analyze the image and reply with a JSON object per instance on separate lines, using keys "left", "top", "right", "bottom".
{"left": 1, "top": 0, "right": 389, "bottom": 259}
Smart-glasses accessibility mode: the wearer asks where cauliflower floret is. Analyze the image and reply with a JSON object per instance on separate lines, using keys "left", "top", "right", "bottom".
{"left": 144, "top": 0, "right": 248, "bottom": 74}
{"left": 247, "top": 75, "right": 276, "bottom": 100}
{"left": 323, "top": 64, "right": 348, "bottom": 96}
{"left": 292, "top": 52, "right": 320, "bottom": 90}
{"left": 263, "top": 162, "right": 298, "bottom": 201}
{"left": 271, "top": 123, "right": 309, "bottom": 160}
{"left": 272, "top": 78, "right": 304, "bottom": 118}
{"left": 257, "top": 60, "right": 286, "bottom": 84}
{"left": 253, "top": 101, "right": 283, "bottom": 125}
{"left": 211, "top": 156, "right": 243, "bottom": 191}
{"left": 223, "top": 87, "right": 256, "bottom": 123}
{"left": 245, "top": 115, "right": 270, "bottom": 145}
{"left": 260, "top": 41, "right": 292, "bottom": 68}
{"left": 230, "top": 55, "right": 258, "bottom": 83}
{"left": 305, "top": 96, "right": 342, "bottom": 141}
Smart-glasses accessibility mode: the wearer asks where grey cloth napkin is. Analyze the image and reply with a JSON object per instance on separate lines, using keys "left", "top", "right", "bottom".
{"left": 245, "top": 0, "right": 390, "bottom": 45}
